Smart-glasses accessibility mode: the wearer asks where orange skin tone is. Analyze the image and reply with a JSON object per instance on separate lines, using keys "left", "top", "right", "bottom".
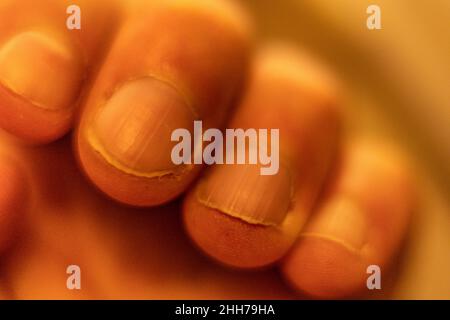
{"left": 0, "top": 0, "right": 414, "bottom": 299}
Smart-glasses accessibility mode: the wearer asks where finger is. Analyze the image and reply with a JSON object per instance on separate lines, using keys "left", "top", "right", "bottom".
{"left": 4, "top": 237, "right": 90, "bottom": 299}
{"left": 0, "top": 132, "right": 94, "bottom": 298}
{"left": 0, "top": 155, "right": 27, "bottom": 252}
{"left": 183, "top": 46, "right": 341, "bottom": 268}
{"left": 281, "top": 141, "right": 415, "bottom": 298}
{"left": 0, "top": 0, "right": 119, "bottom": 143}
{"left": 76, "top": 0, "right": 252, "bottom": 206}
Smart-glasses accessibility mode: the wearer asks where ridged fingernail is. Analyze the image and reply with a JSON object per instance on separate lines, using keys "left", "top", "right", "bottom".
{"left": 0, "top": 32, "right": 83, "bottom": 110}
{"left": 196, "top": 163, "right": 292, "bottom": 226}
{"left": 88, "top": 77, "right": 196, "bottom": 177}
{"left": 303, "top": 197, "right": 368, "bottom": 251}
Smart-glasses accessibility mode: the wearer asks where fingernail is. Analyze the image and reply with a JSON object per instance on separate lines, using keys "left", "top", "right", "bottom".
{"left": 196, "top": 164, "right": 292, "bottom": 226}
{"left": 0, "top": 32, "right": 83, "bottom": 110}
{"left": 303, "top": 197, "right": 368, "bottom": 251}
{"left": 88, "top": 77, "right": 196, "bottom": 177}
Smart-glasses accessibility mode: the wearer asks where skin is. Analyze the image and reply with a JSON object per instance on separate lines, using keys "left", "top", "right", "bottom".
{"left": 0, "top": 0, "right": 414, "bottom": 299}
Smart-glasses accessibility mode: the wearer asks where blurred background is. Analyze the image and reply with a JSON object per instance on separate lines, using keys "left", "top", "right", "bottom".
{"left": 240, "top": 0, "right": 449, "bottom": 299}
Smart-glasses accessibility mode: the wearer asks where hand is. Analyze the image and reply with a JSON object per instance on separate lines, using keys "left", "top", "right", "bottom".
{"left": 0, "top": 0, "right": 415, "bottom": 299}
